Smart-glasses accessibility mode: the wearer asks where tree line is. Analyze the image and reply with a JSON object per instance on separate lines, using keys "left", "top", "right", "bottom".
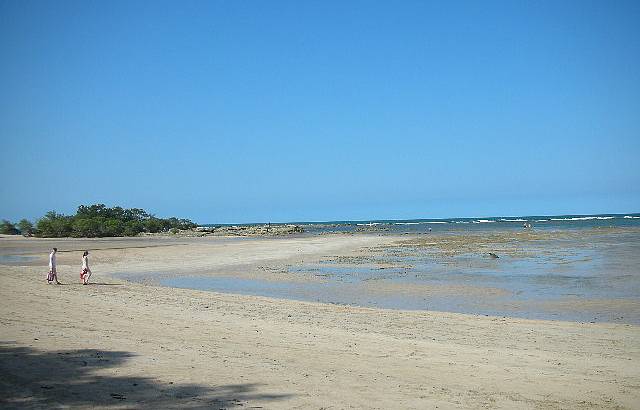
{"left": 1, "top": 204, "right": 197, "bottom": 238}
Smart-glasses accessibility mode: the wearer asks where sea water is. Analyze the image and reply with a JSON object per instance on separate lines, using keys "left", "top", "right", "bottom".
{"left": 165, "top": 213, "right": 640, "bottom": 324}
{"left": 294, "top": 213, "right": 640, "bottom": 234}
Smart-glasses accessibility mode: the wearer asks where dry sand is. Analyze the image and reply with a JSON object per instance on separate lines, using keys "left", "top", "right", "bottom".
{"left": 1, "top": 234, "right": 639, "bottom": 409}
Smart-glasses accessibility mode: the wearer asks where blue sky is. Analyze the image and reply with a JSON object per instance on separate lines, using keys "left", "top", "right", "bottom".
{"left": 1, "top": 0, "right": 639, "bottom": 223}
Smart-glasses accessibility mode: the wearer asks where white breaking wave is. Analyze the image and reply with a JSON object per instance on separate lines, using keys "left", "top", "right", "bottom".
{"left": 474, "top": 219, "right": 495, "bottom": 223}
{"left": 549, "top": 216, "right": 615, "bottom": 221}
{"left": 356, "top": 222, "right": 384, "bottom": 226}
{"left": 624, "top": 215, "right": 640, "bottom": 219}
{"left": 499, "top": 219, "right": 527, "bottom": 222}
{"left": 394, "top": 221, "right": 448, "bottom": 225}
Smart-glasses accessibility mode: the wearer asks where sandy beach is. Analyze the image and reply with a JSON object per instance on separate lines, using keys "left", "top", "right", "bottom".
{"left": 1, "top": 234, "right": 639, "bottom": 409}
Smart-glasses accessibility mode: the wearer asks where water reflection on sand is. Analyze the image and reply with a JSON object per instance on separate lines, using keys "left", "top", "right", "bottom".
{"left": 158, "top": 228, "right": 640, "bottom": 324}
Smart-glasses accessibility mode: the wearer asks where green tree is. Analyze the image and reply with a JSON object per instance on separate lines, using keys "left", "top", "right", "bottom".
{"left": 144, "top": 217, "right": 163, "bottom": 233}
{"left": 72, "top": 218, "right": 98, "bottom": 237}
{"left": 123, "top": 220, "right": 144, "bottom": 236}
{"left": 103, "top": 219, "right": 125, "bottom": 237}
{"left": 179, "top": 218, "right": 197, "bottom": 230}
{"left": 17, "top": 219, "right": 34, "bottom": 236}
{"left": 1, "top": 220, "right": 19, "bottom": 235}
{"left": 32, "top": 204, "right": 196, "bottom": 238}
{"left": 124, "top": 208, "right": 149, "bottom": 222}
{"left": 36, "top": 211, "right": 73, "bottom": 237}
{"left": 77, "top": 204, "right": 107, "bottom": 218}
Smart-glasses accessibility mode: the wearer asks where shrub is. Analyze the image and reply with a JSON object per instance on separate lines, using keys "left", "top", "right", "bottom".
{"left": 27, "top": 205, "right": 197, "bottom": 238}
{"left": 1, "top": 220, "right": 19, "bottom": 235}
{"left": 17, "top": 219, "right": 34, "bottom": 236}
{"left": 143, "top": 217, "right": 161, "bottom": 233}
{"left": 36, "top": 212, "right": 73, "bottom": 237}
{"left": 123, "top": 221, "right": 144, "bottom": 237}
{"left": 103, "top": 219, "right": 125, "bottom": 237}
{"left": 72, "top": 217, "right": 112, "bottom": 237}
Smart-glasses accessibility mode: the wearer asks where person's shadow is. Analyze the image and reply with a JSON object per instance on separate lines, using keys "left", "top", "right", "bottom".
{"left": 0, "top": 343, "right": 292, "bottom": 409}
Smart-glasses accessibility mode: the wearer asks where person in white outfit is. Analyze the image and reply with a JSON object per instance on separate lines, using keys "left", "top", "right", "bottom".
{"left": 47, "top": 248, "right": 61, "bottom": 284}
{"left": 80, "top": 250, "right": 92, "bottom": 285}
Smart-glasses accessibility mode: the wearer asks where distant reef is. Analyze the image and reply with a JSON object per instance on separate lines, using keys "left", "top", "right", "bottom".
{"left": 191, "top": 224, "right": 304, "bottom": 237}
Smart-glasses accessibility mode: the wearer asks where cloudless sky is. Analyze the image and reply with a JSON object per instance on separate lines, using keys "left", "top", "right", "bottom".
{"left": 1, "top": 0, "right": 639, "bottom": 223}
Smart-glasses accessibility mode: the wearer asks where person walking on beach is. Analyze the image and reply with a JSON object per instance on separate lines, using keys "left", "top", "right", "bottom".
{"left": 47, "top": 248, "right": 61, "bottom": 284}
{"left": 80, "top": 250, "right": 92, "bottom": 285}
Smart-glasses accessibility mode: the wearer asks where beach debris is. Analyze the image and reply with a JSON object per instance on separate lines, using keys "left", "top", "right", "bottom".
{"left": 110, "top": 393, "right": 126, "bottom": 400}
{"left": 488, "top": 252, "right": 499, "bottom": 259}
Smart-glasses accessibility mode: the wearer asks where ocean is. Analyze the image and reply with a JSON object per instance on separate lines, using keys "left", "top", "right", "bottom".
{"left": 292, "top": 213, "right": 640, "bottom": 234}
{"left": 188, "top": 213, "right": 640, "bottom": 323}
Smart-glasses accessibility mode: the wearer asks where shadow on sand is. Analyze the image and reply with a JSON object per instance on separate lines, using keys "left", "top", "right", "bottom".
{"left": 0, "top": 343, "right": 291, "bottom": 409}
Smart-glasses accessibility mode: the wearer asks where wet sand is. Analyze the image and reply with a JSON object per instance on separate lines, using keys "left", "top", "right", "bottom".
{"left": 1, "top": 234, "right": 639, "bottom": 409}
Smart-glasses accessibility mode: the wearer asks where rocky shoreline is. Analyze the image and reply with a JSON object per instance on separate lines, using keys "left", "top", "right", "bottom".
{"left": 147, "top": 224, "right": 306, "bottom": 237}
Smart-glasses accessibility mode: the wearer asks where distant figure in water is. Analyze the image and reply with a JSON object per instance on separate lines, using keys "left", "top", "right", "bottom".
{"left": 428, "top": 227, "right": 432, "bottom": 232}
{"left": 47, "top": 248, "right": 61, "bottom": 284}
{"left": 80, "top": 250, "right": 92, "bottom": 285}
